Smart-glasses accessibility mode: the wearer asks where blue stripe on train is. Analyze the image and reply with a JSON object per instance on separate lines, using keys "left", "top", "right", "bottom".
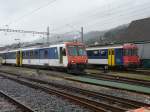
{"left": 87, "top": 49, "right": 108, "bottom": 59}
{"left": 39, "top": 47, "right": 58, "bottom": 59}
{"left": 22, "top": 47, "right": 58, "bottom": 59}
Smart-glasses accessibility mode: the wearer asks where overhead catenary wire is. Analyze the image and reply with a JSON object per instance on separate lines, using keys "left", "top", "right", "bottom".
{"left": 2, "top": 0, "right": 150, "bottom": 43}
{"left": 54, "top": 1, "right": 150, "bottom": 33}
{"left": 8, "top": 0, "right": 150, "bottom": 34}
{"left": 8, "top": 0, "right": 57, "bottom": 26}
{"left": 86, "top": 5, "right": 150, "bottom": 29}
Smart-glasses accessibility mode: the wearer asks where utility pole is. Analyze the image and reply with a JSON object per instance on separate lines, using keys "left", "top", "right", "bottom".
{"left": 47, "top": 26, "right": 50, "bottom": 45}
{"left": 81, "top": 27, "right": 84, "bottom": 43}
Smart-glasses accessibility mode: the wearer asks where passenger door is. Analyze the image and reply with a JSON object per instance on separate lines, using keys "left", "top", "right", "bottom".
{"left": 59, "top": 47, "right": 63, "bottom": 64}
{"left": 20, "top": 50, "right": 23, "bottom": 66}
{"left": 16, "top": 51, "right": 20, "bottom": 66}
{"left": 59, "top": 47, "right": 67, "bottom": 66}
{"left": 108, "top": 49, "right": 115, "bottom": 66}
{"left": 115, "top": 48, "right": 123, "bottom": 66}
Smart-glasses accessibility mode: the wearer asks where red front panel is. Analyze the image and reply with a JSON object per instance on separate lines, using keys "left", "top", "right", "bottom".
{"left": 65, "top": 42, "right": 88, "bottom": 65}
{"left": 123, "top": 43, "right": 140, "bottom": 67}
{"left": 123, "top": 56, "right": 140, "bottom": 66}
{"left": 68, "top": 56, "right": 88, "bottom": 65}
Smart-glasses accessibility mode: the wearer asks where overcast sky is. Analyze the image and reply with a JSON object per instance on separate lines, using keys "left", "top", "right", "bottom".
{"left": 0, "top": 0, "right": 150, "bottom": 46}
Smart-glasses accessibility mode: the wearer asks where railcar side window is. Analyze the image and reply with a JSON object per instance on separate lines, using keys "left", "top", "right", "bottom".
{"left": 34, "top": 50, "right": 38, "bottom": 58}
{"left": 93, "top": 50, "right": 99, "bottom": 56}
{"left": 30, "top": 51, "right": 33, "bottom": 58}
{"left": 100, "top": 50, "right": 106, "bottom": 56}
{"left": 87, "top": 51, "right": 92, "bottom": 56}
{"left": 26, "top": 51, "right": 29, "bottom": 58}
{"left": 44, "top": 50, "right": 48, "bottom": 58}
{"left": 22, "top": 52, "right": 25, "bottom": 57}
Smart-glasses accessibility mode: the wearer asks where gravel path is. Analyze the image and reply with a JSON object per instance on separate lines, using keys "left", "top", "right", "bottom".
{"left": 0, "top": 76, "right": 91, "bottom": 112}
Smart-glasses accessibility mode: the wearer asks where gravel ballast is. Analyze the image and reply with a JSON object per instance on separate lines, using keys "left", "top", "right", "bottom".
{"left": 0, "top": 65, "right": 150, "bottom": 105}
{"left": 0, "top": 76, "right": 91, "bottom": 112}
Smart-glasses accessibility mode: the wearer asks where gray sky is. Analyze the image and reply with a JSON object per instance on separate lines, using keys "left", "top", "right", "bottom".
{"left": 0, "top": 0, "right": 150, "bottom": 46}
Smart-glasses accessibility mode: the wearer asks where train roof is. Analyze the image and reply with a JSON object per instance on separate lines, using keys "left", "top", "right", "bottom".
{"left": 86, "top": 45, "right": 123, "bottom": 50}
{"left": 0, "top": 42, "right": 84, "bottom": 53}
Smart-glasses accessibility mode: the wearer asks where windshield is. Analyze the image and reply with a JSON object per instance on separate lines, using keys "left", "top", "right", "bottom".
{"left": 67, "top": 45, "right": 86, "bottom": 56}
{"left": 124, "top": 48, "right": 137, "bottom": 56}
{"left": 78, "top": 46, "right": 86, "bottom": 56}
{"left": 67, "top": 46, "right": 78, "bottom": 56}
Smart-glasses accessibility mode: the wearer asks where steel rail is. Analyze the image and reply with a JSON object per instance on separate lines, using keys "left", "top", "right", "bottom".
{"left": 0, "top": 71, "right": 149, "bottom": 107}
{"left": 0, "top": 90, "right": 34, "bottom": 112}
{"left": 86, "top": 72, "right": 150, "bottom": 87}
{"left": 0, "top": 73, "right": 127, "bottom": 112}
{"left": 19, "top": 75, "right": 149, "bottom": 108}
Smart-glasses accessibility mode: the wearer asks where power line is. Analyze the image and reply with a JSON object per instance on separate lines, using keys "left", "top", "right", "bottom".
{"left": 8, "top": 0, "right": 57, "bottom": 26}
{"left": 77, "top": 2, "right": 150, "bottom": 27}
{"left": 59, "top": 2, "right": 150, "bottom": 32}
{"left": 0, "top": 28, "right": 47, "bottom": 35}
{"left": 51, "top": 1, "right": 150, "bottom": 33}
{"left": 86, "top": 5, "right": 150, "bottom": 28}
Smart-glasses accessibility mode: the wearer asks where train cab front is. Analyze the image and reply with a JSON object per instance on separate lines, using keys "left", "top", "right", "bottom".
{"left": 66, "top": 42, "right": 88, "bottom": 73}
{"left": 123, "top": 44, "right": 140, "bottom": 68}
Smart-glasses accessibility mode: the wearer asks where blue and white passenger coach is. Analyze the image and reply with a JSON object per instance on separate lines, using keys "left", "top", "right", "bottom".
{"left": 86, "top": 43, "right": 140, "bottom": 68}
{"left": 0, "top": 42, "right": 88, "bottom": 72}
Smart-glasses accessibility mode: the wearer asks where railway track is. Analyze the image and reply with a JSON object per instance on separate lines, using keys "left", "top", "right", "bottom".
{"left": 89, "top": 67, "right": 150, "bottom": 76}
{"left": 117, "top": 69, "right": 150, "bottom": 76}
{"left": 0, "top": 89, "right": 34, "bottom": 112}
{"left": 0, "top": 72, "right": 149, "bottom": 112}
{"left": 86, "top": 72, "right": 150, "bottom": 87}
{"left": 0, "top": 68, "right": 150, "bottom": 94}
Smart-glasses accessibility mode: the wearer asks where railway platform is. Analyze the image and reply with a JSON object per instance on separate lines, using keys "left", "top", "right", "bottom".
{"left": 86, "top": 69, "right": 150, "bottom": 81}
{"left": 66, "top": 76, "right": 150, "bottom": 94}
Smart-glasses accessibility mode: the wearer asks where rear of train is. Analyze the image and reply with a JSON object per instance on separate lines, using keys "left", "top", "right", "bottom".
{"left": 65, "top": 42, "right": 88, "bottom": 72}
{"left": 108, "top": 43, "right": 140, "bottom": 68}
{"left": 86, "top": 43, "right": 140, "bottom": 69}
{"left": 122, "top": 43, "right": 140, "bottom": 68}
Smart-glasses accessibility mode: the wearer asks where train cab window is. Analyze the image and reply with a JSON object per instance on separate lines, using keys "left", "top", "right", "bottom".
{"left": 67, "top": 46, "right": 78, "bottom": 56}
{"left": 62, "top": 48, "right": 66, "bottom": 56}
{"left": 123, "top": 49, "right": 128, "bottom": 56}
{"left": 124, "top": 49, "right": 132, "bottom": 56}
{"left": 78, "top": 46, "right": 86, "bottom": 56}
{"left": 132, "top": 49, "right": 137, "bottom": 56}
